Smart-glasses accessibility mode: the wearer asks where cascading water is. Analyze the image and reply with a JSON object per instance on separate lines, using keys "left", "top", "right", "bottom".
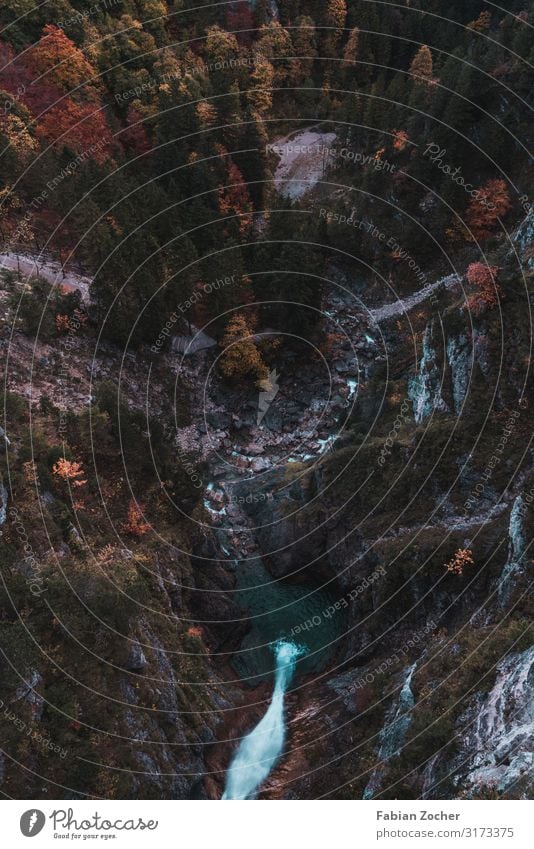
{"left": 498, "top": 495, "right": 526, "bottom": 605}
{"left": 407, "top": 321, "right": 448, "bottom": 424}
{"left": 363, "top": 663, "right": 417, "bottom": 799}
{"left": 222, "top": 640, "right": 302, "bottom": 800}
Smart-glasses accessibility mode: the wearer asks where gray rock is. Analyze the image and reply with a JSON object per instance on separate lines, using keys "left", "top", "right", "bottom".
{"left": 124, "top": 643, "right": 148, "bottom": 672}
{"left": 0, "top": 476, "right": 7, "bottom": 525}
{"left": 15, "top": 670, "right": 44, "bottom": 721}
{"left": 247, "top": 443, "right": 265, "bottom": 456}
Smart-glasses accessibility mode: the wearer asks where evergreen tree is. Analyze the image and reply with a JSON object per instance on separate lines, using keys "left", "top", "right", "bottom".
{"left": 409, "top": 45, "right": 434, "bottom": 85}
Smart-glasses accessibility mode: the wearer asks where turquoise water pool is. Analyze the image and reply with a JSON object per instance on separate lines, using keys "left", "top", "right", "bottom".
{"left": 231, "top": 557, "right": 346, "bottom": 684}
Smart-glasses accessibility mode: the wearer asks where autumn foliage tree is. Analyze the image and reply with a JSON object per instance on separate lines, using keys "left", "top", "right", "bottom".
{"left": 468, "top": 11, "right": 492, "bottom": 32}
{"left": 28, "top": 25, "right": 97, "bottom": 97}
{"left": 219, "top": 314, "right": 268, "bottom": 383}
{"left": 205, "top": 25, "right": 241, "bottom": 91}
{"left": 464, "top": 179, "right": 511, "bottom": 241}
{"left": 36, "top": 98, "right": 112, "bottom": 162}
{"left": 0, "top": 26, "right": 113, "bottom": 165}
{"left": 445, "top": 548, "right": 474, "bottom": 576}
{"left": 118, "top": 106, "right": 152, "bottom": 155}
{"left": 465, "top": 262, "right": 500, "bottom": 314}
{"left": 322, "top": 0, "right": 347, "bottom": 56}
{"left": 52, "top": 458, "right": 87, "bottom": 487}
{"left": 342, "top": 27, "right": 360, "bottom": 69}
{"left": 246, "top": 56, "right": 274, "bottom": 115}
{"left": 392, "top": 129, "right": 409, "bottom": 151}
{"left": 225, "top": 1, "right": 254, "bottom": 45}
{"left": 0, "top": 102, "right": 38, "bottom": 180}
{"left": 218, "top": 154, "right": 253, "bottom": 235}
{"left": 55, "top": 314, "right": 71, "bottom": 334}
{"left": 256, "top": 22, "right": 294, "bottom": 86}
{"left": 409, "top": 45, "right": 434, "bottom": 85}
{"left": 124, "top": 500, "right": 151, "bottom": 538}
{"left": 291, "top": 16, "right": 317, "bottom": 83}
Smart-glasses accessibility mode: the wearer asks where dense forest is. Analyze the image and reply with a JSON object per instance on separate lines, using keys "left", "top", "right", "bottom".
{"left": 0, "top": 0, "right": 533, "bottom": 802}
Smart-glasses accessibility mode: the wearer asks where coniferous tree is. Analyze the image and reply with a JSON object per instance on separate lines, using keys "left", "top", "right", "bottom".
{"left": 409, "top": 44, "right": 434, "bottom": 85}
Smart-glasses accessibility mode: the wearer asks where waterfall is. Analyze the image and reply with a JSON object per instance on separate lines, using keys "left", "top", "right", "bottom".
{"left": 408, "top": 322, "right": 448, "bottom": 424}
{"left": 446, "top": 334, "right": 470, "bottom": 415}
{"left": 363, "top": 663, "right": 417, "bottom": 799}
{"left": 498, "top": 496, "right": 526, "bottom": 605}
{"left": 222, "top": 641, "right": 301, "bottom": 800}
{"left": 0, "top": 476, "right": 7, "bottom": 526}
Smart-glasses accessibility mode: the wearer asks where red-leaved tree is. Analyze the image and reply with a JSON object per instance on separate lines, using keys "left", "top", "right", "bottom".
{"left": 27, "top": 25, "right": 97, "bottom": 97}
{"left": 218, "top": 156, "right": 253, "bottom": 234}
{"left": 36, "top": 98, "right": 112, "bottom": 162}
{"left": 464, "top": 179, "right": 511, "bottom": 241}
{"left": 466, "top": 262, "right": 500, "bottom": 314}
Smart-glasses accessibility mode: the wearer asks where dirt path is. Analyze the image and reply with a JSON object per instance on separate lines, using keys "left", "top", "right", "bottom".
{"left": 0, "top": 252, "right": 91, "bottom": 301}
{"left": 369, "top": 273, "right": 461, "bottom": 324}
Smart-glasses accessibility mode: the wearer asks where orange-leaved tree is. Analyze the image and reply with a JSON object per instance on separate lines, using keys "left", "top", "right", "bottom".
{"left": 465, "top": 262, "right": 500, "bottom": 314}
{"left": 464, "top": 179, "right": 511, "bottom": 241}
{"left": 445, "top": 548, "right": 474, "bottom": 576}
{"left": 55, "top": 314, "right": 71, "bottom": 334}
{"left": 28, "top": 25, "right": 97, "bottom": 96}
{"left": 342, "top": 27, "right": 359, "bottom": 69}
{"left": 409, "top": 45, "right": 434, "bottom": 85}
{"left": 124, "top": 500, "right": 150, "bottom": 538}
{"left": 323, "top": 0, "right": 347, "bottom": 55}
{"left": 219, "top": 313, "right": 268, "bottom": 383}
{"left": 52, "top": 458, "right": 87, "bottom": 487}
{"left": 218, "top": 155, "right": 253, "bottom": 235}
{"left": 392, "top": 129, "right": 410, "bottom": 151}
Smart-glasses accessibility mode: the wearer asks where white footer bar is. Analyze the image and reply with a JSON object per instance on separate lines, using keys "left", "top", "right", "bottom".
{"left": 3, "top": 799, "right": 532, "bottom": 848}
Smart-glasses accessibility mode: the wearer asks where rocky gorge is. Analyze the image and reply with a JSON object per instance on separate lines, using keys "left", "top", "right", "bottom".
{"left": 167, "top": 199, "right": 533, "bottom": 799}
{"left": 1, "top": 111, "right": 533, "bottom": 800}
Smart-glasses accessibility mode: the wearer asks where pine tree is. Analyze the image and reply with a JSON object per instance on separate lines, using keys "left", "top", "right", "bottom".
{"left": 343, "top": 27, "right": 360, "bottom": 69}
{"left": 363, "top": 76, "right": 388, "bottom": 144}
{"left": 409, "top": 45, "right": 434, "bottom": 85}
{"left": 256, "top": 21, "right": 294, "bottom": 86}
{"left": 292, "top": 16, "right": 317, "bottom": 83}
{"left": 235, "top": 111, "right": 270, "bottom": 208}
{"left": 218, "top": 81, "right": 244, "bottom": 148}
{"left": 246, "top": 55, "right": 274, "bottom": 116}
{"left": 205, "top": 25, "right": 241, "bottom": 93}
{"left": 322, "top": 0, "right": 347, "bottom": 57}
